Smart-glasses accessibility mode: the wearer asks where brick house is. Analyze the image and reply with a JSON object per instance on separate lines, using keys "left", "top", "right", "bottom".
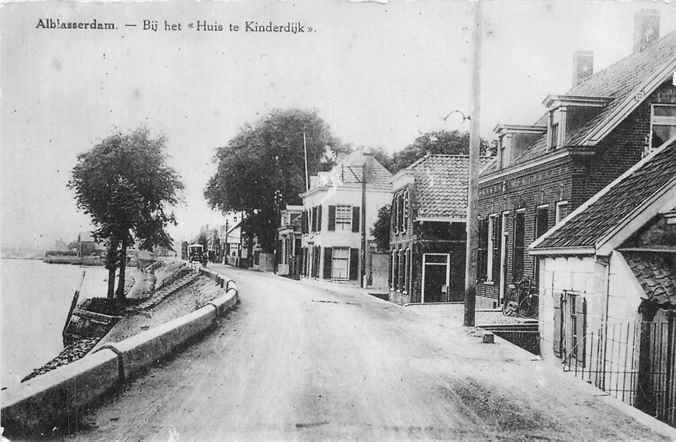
{"left": 529, "top": 137, "right": 676, "bottom": 425}
{"left": 476, "top": 13, "right": 676, "bottom": 310}
{"left": 299, "top": 150, "right": 392, "bottom": 284}
{"left": 389, "top": 154, "right": 490, "bottom": 305}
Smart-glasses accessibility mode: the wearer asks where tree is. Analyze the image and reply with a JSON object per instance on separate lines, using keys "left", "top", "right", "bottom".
{"left": 204, "top": 109, "right": 339, "bottom": 252}
{"left": 371, "top": 204, "right": 391, "bottom": 252}
{"left": 389, "top": 130, "right": 490, "bottom": 173}
{"left": 68, "top": 127, "right": 184, "bottom": 306}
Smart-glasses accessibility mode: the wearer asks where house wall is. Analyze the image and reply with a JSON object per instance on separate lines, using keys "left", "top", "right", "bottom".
{"left": 537, "top": 255, "right": 605, "bottom": 363}
{"left": 478, "top": 81, "right": 676, "bottom": 308}
{"left": 301, "top": 185, "right": 392, "bottom": 280}
{"left": 389, "top": 184, "right": 466, "bottom": 304}
{"left": 537, "top": 252, "right": 644, "bottom": 365}
{"left": 478, "top": 157, "right": 574, "bottom": 305}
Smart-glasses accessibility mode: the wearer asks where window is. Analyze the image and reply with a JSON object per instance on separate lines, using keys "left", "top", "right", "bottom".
{"left": 335, "top": 205, "right": 352, "bottom": 231}
{"left": 498, "top": 136, "right": 507, "bottom": 169}
{"left": 555, "top": 201, "right": 569, "bottom": 224}
{"left": 535, "top": 205, "right": 549, "bottom": 239}
{"left": 487, "top": 215, "right": 498, "bottom": 281}
{"left": 392, "top": 198, "right": 398, "bottom": 234}
{"left": 550, "top": 122, "right": 559, "bottom": 149}
{"left": 392, "top": 250, "right": 399, "bottom": 290}
{"left": 649, "top": 104, "right": 676, "bottom": 153}
{"left": 477, "top": 217, "right": 488, "bottom": 280}
{"left": 404, "top": 248, "right": 410, "bottom": 293}
{"left": 402, "top": 190, "right": 409, "bottom": 233}
{"left": 512, "top": 210, "right": 525, "bottom": 280}
{"left": 492, "top": 214, "right": 504, "bottom": 283}
{"left": 398, "top": 249, "right": 405, "bottom": 291}
{"left": 554, "top": 291, "right": 587, "bottom": 365}
{"left": 331, "top": 247, "right": 350, "bottom": 279}
{"left": 534, "top": 206, "right": 549, "bottom": 284}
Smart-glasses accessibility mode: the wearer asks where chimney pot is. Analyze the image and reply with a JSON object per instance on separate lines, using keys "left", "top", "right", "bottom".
{"left": 572, "top": 50, "right": 594, "bottom": 87}
{"left": 633, "top": 9, "right": 660, "bottom": 53}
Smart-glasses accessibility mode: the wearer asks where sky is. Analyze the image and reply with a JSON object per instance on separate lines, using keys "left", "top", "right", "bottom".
{"left": 2, "top": 0, "right": 676, "bottom": 250}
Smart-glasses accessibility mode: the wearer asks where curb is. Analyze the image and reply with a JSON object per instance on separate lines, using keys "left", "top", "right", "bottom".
{"left": 1, "top": 273, "right": 239, "bottom": 433}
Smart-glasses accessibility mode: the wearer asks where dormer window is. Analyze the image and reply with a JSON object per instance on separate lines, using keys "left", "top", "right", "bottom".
{"left": 547, "top": 109, "right": 562, "bottom": 151}
{"left": 542, "top": 95, "right": 611, "bottom": 152}
{"left": 550, "top": 122, "right": 559, "bottom": 149}
{"left": 493, "top": 124, "right": 546, "bottom": 170}
{"left": 649, "top": 104, "right": 676, "bottom": 154}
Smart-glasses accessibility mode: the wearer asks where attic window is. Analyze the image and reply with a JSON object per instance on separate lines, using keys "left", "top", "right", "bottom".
{"left": 547, "top": 109, "right": 563, "bottom": 151}
{"left": 650, "top": 104, "right": 676, "bottom": 154}
{"left": 550, "top": 123, "right": 559, "bottom": 149}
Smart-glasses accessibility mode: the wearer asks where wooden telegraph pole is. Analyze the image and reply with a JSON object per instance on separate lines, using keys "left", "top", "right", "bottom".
{"left": 464, "top": 0, "right": 482, "bottom": 327}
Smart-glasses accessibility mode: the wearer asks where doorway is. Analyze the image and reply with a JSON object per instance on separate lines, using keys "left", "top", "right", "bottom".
{"left": 421, "top": 253, "right": 450, "bottom": 303}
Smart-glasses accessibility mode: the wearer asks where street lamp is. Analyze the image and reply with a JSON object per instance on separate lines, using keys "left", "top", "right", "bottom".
{"left": 440, "top": 109, "right": 478, "bottom": 326}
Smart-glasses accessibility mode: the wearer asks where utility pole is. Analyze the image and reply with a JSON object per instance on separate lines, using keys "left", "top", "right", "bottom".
{"left": 303, "top": 132, "right": 309, "bottom": 192}
{"left": 464, "top": 0, "right": 482, "bottom": 327}
{"left": 361, "top": 161, "right": 367, "bottom": 288}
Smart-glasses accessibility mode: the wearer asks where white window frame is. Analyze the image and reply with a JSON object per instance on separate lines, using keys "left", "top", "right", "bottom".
{"left": 331, "top": 247, "right": 350, "bottom": 280}
{"left": 335, "top": 205, "right": 352, "bottom": 231}
{"left": 486, "top": 214, "right": 498, "bottom": 282}
{"left": 649, "top": 104, "right": 676, "bottom": 155}
{"left": 555, "top": 201, "right": 569, "bottom": 224}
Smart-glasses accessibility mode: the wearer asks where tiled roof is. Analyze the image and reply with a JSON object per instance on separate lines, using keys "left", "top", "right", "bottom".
{"left": 407, "top": 154, "right": 491, "bottom": 219}
{"left": 307, "top": 150, "right": 392, "bottom": 192}
{"left": 339, "top": 151, "right": 393, "bottom": 188}
{"left": 486, "top": 31, "right": 676, "bottom": 174}
{"left": 623, "top": 251, "right": 676, "bottom": 307}
{"left": 532, "top": 138, "right": 676, "bottom": 250}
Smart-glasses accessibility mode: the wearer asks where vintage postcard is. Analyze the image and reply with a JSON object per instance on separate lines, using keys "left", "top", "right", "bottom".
{"left": 2, "top": 0, "right": 676, "bottom": 440}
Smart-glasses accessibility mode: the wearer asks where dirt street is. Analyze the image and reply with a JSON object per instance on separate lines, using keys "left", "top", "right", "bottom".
{"left": 40, "top": 266, "right": 669, "bottom": 441}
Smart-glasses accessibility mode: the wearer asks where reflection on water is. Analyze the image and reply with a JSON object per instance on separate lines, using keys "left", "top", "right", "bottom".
{"left": 1, "top": 259, "right": 109, "bottom": 388}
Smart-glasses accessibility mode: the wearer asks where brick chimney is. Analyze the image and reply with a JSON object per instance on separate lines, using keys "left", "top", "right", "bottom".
{"left": 572, "top": 51, "right": 594, "bottom": 87}
{"left": 633, "top": 9, "right": 660, "bottom": 53}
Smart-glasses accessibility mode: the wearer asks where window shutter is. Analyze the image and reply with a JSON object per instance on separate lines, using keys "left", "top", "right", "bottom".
{"left": 478, "top": 218, "right": 488, "bottom": 280}
{"left": 311, "top": 207, "right": 317, "bottom": 232}
{"left": 553, "top": 292, "right": 562, "bottom": 358}
{"left": 328, "top": 205, "right": 336, "bottom": 231}
{"left": 349, "top": 248, "right": 359, "bottom": 280}
{"left": 393, "top": 196, "right": 398, "bottom": 233}
{"left": 317, "top": 206, "right": 323, "bottom": 232}
{"left": 398, "top": 250, "right": 405, "bottom": 289}
{"left": 302, "top": 211, "right": 308, "bottom": 234}
{"left": 576, "top": 296, "right": 587, "bottom": 364}
{"left": 323, "top": 247, "right": 332, "bottom": 279}
{"left": 492, "top": 217, "right": 502, "bottom": 282}
{"left": 352, "top": 207, "right": 360, "bottom": 232}
{"left": 314, "top": 246, "right": 320, "bottom": 277}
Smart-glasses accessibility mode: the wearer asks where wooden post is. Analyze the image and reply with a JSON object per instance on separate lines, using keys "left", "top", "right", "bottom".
{"left": 361, "top": 162, "right": 367, "bottom": 287}
{"left": 464, "top": 0, "right": 482, "bottom": 327}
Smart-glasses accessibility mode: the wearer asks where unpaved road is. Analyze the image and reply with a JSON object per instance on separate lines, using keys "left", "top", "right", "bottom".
{"left": 30, "top": 266, "right": 669, "bottom": 441}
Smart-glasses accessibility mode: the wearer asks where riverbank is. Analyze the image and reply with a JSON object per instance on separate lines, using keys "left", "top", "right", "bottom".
{"left": 18, "top": 260, "right": 224, "bottom": 384}
{"left": 1, "top": 260, "right": 110, "bottom": 388}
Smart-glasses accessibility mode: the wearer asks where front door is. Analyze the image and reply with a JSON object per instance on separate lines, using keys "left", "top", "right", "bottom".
{"left": 422, "top": 253, "right": 450, "bottom": 303}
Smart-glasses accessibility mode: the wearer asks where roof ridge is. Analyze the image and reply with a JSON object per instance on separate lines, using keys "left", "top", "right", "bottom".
{"left": 567, "top": 30, "right": 676, "bottom": 95}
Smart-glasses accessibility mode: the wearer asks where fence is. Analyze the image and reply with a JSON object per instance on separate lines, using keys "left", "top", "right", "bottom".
{"left": 562, "top": 310, "right": 676, "bottom": 427}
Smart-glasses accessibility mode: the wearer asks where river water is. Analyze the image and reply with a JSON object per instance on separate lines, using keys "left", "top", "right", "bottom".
{"left": 1, "top": 259, "right": 109, "bottom": 388}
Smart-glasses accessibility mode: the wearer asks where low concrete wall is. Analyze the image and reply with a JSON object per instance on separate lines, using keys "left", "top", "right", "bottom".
{"left": 99, "top": 305, "right": 217, "bottom": 378}
{"left": 1, "top": 349, "right": 120, "bottom": 430}
{"left": 1, "top": 273, "right": 239, "bottom": 434}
